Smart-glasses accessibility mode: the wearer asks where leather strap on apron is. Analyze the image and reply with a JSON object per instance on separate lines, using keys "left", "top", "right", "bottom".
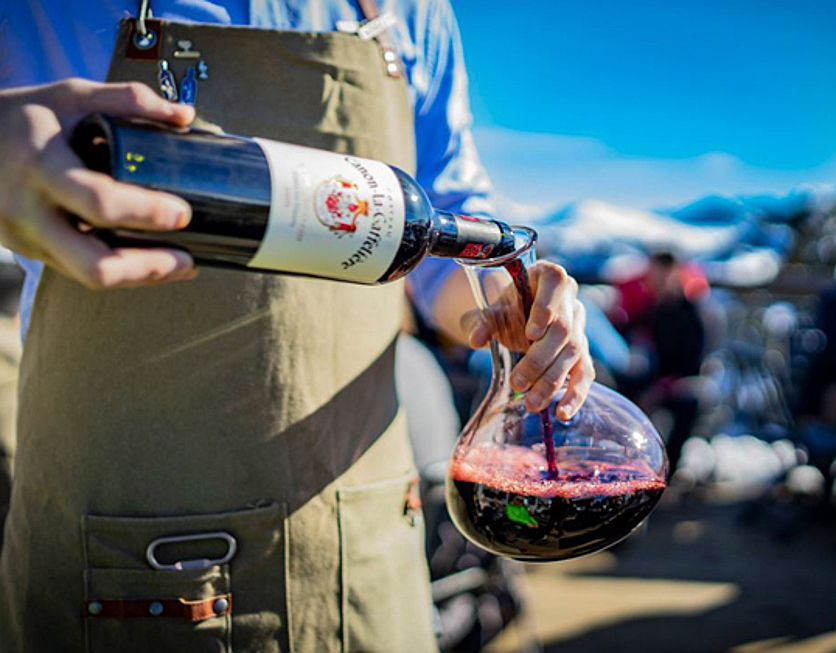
{"left": 355, "top": 0, "right": 405, "bottom": 77}
{"left": 1, "top": 9, "right": 434, "bottom": 653}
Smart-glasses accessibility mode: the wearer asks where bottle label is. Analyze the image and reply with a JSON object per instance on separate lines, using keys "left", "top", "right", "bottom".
{"left": 250, "top": 138, "right": 405, "bottom": 282}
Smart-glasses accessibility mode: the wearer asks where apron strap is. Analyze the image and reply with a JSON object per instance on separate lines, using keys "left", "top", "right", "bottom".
{"left": 356, "top": 0, "right": 404, "bottom": 77}
{"left": 126, "top": 0, "right": 160, "bottom": 58}
{"left": 134, "top": 0, "right": 403, "bottom": 77}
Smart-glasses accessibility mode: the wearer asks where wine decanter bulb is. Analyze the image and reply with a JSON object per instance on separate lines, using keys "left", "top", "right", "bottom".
{"left": 446, "top": 230, "right": 668, "bottom": 562}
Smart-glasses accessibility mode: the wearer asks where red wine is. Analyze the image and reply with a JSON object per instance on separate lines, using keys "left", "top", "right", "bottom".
{"left": 447, "top": 443, "right": 666, "bottom": 562}
{"left": 504, "top": 257, "right": 559, "bottom": 480}
{"left": 70, "top": 114, "right": 517, "bottom": 283}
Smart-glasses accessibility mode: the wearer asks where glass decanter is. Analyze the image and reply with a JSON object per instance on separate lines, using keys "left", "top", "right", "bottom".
{"left": 445, "top": 228, "right": 668, "bottom": 562}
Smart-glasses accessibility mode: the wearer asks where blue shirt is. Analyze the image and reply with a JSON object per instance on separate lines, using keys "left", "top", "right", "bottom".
{"left": 0, "top": 0, "right": 495, "bottom": 334}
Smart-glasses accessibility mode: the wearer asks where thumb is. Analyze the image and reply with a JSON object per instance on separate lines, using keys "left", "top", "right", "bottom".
{"left": 461, "top": 309, "right": 492, "bottom": 348}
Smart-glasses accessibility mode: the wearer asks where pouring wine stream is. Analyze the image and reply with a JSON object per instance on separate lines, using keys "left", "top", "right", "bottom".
{"left": 459, "top": 227, "right": 559, "bottom": 481}
{"left": 502, "top": 258, "right": 559, "bottom": 481}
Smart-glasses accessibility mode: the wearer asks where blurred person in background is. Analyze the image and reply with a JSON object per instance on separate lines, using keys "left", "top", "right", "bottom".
{"left": 795, "top": 283, "right": 836, "bottom": 507}
{"left": 610, "top": 252, "right": 708, "bottom": 474}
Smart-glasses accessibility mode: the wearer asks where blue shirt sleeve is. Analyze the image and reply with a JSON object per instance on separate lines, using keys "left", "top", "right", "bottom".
{"left": 405, "top": 0, "right": 496, "bottom": 326}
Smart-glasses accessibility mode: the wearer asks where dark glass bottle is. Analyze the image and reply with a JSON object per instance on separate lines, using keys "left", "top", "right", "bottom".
{"left": 70, "top": 114, "right": 518, "bottom": 284}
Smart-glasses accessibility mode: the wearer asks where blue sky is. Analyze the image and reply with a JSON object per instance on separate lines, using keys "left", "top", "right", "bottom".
{"left": 452, "top": 0, "right": 836, "bottom": 210}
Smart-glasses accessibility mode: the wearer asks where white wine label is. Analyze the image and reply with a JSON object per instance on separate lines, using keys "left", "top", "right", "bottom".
{"left": 249, "top": 138, "right": 405, "bottom": 283}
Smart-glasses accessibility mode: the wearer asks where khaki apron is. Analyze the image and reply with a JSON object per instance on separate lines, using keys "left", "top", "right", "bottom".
{"left": 0, "top": 5, "right": 436, "bottom": 652}
{"left": 0, "top": 314, "right": 20, "bottom": 553}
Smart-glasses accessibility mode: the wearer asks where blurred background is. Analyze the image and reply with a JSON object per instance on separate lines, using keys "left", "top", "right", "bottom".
{"left": 401, "top": 1, "right": 836, "bottom": 652}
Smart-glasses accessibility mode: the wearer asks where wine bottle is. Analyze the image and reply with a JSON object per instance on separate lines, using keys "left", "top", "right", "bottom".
{"left": 70, "top": 114, "right": 519, "bottom": 284}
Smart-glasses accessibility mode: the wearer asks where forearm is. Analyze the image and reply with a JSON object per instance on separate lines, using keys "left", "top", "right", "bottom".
{"left": 429, "top": 267, "right": 476, "bottom": 345}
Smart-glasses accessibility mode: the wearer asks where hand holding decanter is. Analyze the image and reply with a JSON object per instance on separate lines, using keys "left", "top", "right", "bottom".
{"left": 460, "top": 256, "right": 594, "bottom": 421}
{"left": 446, "top": 229, "right": 668, "bottom": 562}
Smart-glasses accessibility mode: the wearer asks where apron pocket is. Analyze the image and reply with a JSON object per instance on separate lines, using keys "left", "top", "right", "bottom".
{"left": 337, "top": 473, "right": 437, "bottom": 652}
{"left": 84, "top": 565, "right": 231, "bottom": 652}
{"left": 83, "top": 503, "right": 287, "bottom": 653}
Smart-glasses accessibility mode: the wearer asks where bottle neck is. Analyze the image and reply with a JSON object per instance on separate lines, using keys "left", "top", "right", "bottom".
{"left": 428, "top": 210, "right": 516, "bottom": 260}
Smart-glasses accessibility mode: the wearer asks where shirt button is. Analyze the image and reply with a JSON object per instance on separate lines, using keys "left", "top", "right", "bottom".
{"left": 149, "top": 601, "right": 164, "bottom": 616}
{"left": 383, "top": 50, "right": 397, "bottom": 62}
{"left": 87, "top": 601, "right": 103, "bottom": 616}
{"left": 213, "top": 597, "right": 229, "bottom": 615}
{"left": 386, "top": 62, "right": 400, "bottom": 75}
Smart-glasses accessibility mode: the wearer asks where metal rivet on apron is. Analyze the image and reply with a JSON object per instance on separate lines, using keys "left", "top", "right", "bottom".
{"left": 213, "top": 597, "right": 229, "bottom": 614}
{"left": 386, "top": 62, "right": 400, "bottom": 75}
{"left": 149, "top": 601, "right": 164, "bottom": 616}
{"left": 87, "top": 601, "right": 103, "bottom": 616}
{"left": 132, "top": 28, "right": 158, "bottom": 51}
{"left": 383, "top": 50, "right": 397, "bottom": 63}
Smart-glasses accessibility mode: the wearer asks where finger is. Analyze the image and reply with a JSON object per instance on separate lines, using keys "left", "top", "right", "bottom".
{"left": 468, "top": 298, "right": 529, "bottom": 352}
{"left": 461, "top": 309, "right": 491, "bottom": 348}
{"left": 509, "top": 322, "right": 570, "bottom": 393}
{"left": 555, "top": 354, "right": 596, "bottom": 420}
{"left": 36, "top": 135, "right": 191, "bottom": 231}
{"left": 60, "top": 78, "right": 194, "bottom": 126}
{"left": 526, "top": 262, "right": 573, "bottom": 341}
{"left": 515, "top": 298, "right": 588, "bottom": 407}
{"left": 523, "top": 339, "right": 583, "bottom": 412}
{"left": 36, "top": 210, "right": 195, "bottom": 289}
{"left": 93, "top": 247, "right": 199, "bottom": 288}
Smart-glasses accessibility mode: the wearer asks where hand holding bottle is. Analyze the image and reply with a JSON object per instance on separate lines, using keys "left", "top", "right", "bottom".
{"left": 461, "top": 260, "right": 594, "bottom": 420}
{"left": 0, "top": 80, "right": 196, "bottom": 289}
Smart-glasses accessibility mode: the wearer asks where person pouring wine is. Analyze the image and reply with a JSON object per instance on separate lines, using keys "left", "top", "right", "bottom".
{"left": 0, "top": 1, "right": 594, "bottom": 650}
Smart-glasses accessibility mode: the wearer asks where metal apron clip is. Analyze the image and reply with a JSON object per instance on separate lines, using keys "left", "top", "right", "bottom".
{"left": 336, "top": 13, "right": 397, "bottom": 42}
{"left": 136, "top": 0, "right": 152, "bottom": 39}
{"left": 146, "top": 531, "right": 237, "bottom": 571}
{"left": 126, "top": 0, "right": 161, "bottom": 59}
{"left": 133, "top": 0, "right": 157, "bottom": 50}
{"left": 351, "top": 0, "right": 405, "bottom": 77}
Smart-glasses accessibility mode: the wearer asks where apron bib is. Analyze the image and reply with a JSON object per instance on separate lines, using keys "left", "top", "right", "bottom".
{"left": 1, "top": 4, "right": 436, "bottom": 652}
